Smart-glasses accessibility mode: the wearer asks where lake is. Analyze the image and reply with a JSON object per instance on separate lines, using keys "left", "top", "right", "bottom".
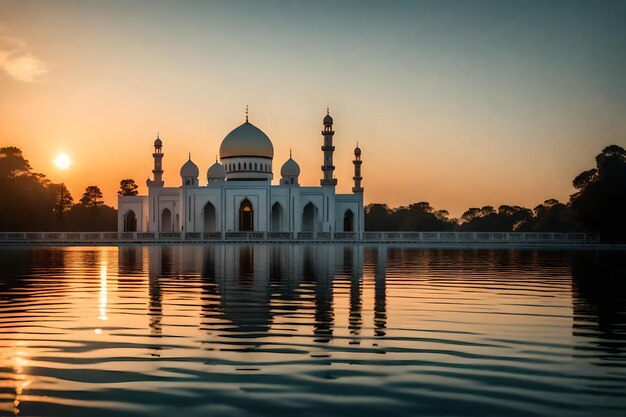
{"left": 0, "top": 245, "right": 625, "bottom": 416}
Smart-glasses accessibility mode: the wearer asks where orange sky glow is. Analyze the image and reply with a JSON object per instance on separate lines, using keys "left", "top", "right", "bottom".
{"left": 1, "top": 1, "right": 625, "bottom": 217}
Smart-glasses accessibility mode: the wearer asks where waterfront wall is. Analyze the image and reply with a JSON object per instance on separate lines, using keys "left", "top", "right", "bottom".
{"left": 0, "top": 231, "right": 598, "bottom": 245}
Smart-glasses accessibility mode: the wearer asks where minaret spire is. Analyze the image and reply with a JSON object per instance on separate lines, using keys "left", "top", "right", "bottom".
{"left": 352, "top": 142, "right": 363, "bottom": 193}
{"left": 320, "top": 108, "right": 337, "bottom": 187}
{"left": 245, "top": 105, "right": 249, "bottom": 123}
{"left": 148, "top": 133, "right": 164, "bottom": 187}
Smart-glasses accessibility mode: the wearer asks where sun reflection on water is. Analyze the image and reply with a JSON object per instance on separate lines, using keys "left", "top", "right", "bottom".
{"left": 97, "top": 261, "right": 108, "bottom": 323}
{"left": 11, "top": 341, "right": 32, "bottom": 415}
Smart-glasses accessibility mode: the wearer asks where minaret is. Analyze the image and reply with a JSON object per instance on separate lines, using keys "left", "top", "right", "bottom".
{"left": 352, "top": 142, "right": 363, "bottom": 193}
{"left": 149, "top": 133, "right": 164, "bottom": 187}
{"left": 320, "top": 108, "right": 337, "bottom": 187}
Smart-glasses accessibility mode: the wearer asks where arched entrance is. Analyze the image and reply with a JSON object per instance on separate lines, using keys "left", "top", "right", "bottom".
{"left": 271, "top": 202, "right": 283, "bottom": 232}
{"left": 239, "top": 199, "right": 253, "bottom": 231}
{"left": 302, "top": 202, "right": 318, "bottom": 232}
{"left": 161, "top": 208, "right": 172, "bottom": 232}
{"left": 203, "top": 202, "right": 217, "bottom": 232}
{"left": 124, "top": 210, "right": 137, "bottom": 232}
{"left": 343, "top": 209, "right": 354, "bottom": 232}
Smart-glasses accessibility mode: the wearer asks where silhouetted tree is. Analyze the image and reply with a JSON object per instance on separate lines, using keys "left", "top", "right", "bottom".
{"left": 459, "top": 205, "right": 533, "bottom": 232}
{"left": 366, "top": 202, "right": 455, "bottom": 231}
{"left": 570, "top": 145, "right": 626, "bottom": 242}
{"left": 80, "top": 185, "right": 104, "bottom": 207}
{"left": 0, "top": 147, "right": 57, "bottom": 231}
{"left": 365, "top": 203, "right": 392, "bottom": 231}
{"left": 54, "top": 184, "right": 74, "bottom": 214}
{"left": 0, "top": 147, "right": 32, "bottom": 179}
{"left": 118, "top": 179, "right": 139, "bottom": 196}
{"left": 67, "top": 204, "right": 117, "bottom": 231}
{"left": 529, "top": 199, "right": 580, "bottom": 232}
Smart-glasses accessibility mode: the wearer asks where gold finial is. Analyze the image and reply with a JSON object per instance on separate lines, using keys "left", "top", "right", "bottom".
{"left": 215, "top": 154, "right": 218, "bottom": 163}
{"left": 290, "top": 147, "right": 293, "bottom": 158}
{"left": 245, "top": 105, "right": 249, "bottom": 122}
{"left": 326, "top": 106, "right": 329, "bottom": 115}
{"left": 188, "top": 152, "right": 191, "bottom": 160}
{"left": 157, "top": 131, "right": 160, "bottom": 139}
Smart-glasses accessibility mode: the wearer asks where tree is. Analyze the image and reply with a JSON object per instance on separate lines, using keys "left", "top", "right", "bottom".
{"left": 460, "top": 204, "right": 532, "bottom": 232}
{"left": 387, "top": 202, "right": 455, "bottom": 231}
{"left": 80, "top": 185, "right": 104, "bottom": 207}
{"left": 530, "top": 199, "right": 579, "bottom": 232}
{"left": 54, "top": 183, "right": 74, "bottom": 214}
{"left": 118, "top": 179, "right": 139, "bottom": 196}
{"left": 0, "top": 145, "right": 118, "bottom": 232}
{"left": 0, "top": 147, "right": 32, "bottom": 179}
{"left": 365, "top": 203, "right": 392, "bottom": 231}
{"left": 570, "top": 145, "right": 626, "bottom": 242}
{"left": 67, "top": 204, "right": 117, "bottom": 231}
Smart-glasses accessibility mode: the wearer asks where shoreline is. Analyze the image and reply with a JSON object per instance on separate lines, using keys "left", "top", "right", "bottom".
{"left": 1, "top": 241, "right": 624, "bottom": 250}
{"left": 2, "top": 231, "right": 621, "bottom": 249}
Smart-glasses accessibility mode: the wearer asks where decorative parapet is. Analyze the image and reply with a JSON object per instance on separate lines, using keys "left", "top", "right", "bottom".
{"left": 0, "top": 231, "right": 601, "bottom": 245}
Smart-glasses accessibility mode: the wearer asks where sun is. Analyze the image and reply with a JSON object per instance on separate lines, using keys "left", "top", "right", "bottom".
{"left": 54, "top": 154, "right": 71, "bottom": 170}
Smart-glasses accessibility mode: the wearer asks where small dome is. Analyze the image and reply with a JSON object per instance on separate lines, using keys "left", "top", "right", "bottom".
{"left": 207, "top": 161, "right": 226, "bottom": 180}
{"left": 180, "top": 158, "right": 199, "bottom": 178}
{"left": 323, "top": 113, "right": 333, "bottom": 124}
{"left": 280, "top": 156, "right": 300, "bottom": 177}
{"left": 219, "top": 122, "right": 274, "bottom": 159}
{"left": 154, "top": 137, "right": 162, "bottom": 147}
{"left": 354, "top": 145, "right": 361, "bottom": 156}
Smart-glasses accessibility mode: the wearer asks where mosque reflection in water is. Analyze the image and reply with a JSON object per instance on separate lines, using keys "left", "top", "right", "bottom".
{"left": 118, "top": 245, "right": 388, "bottom": 342}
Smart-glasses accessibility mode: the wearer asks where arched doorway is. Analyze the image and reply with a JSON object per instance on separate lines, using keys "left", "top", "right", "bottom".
{"left": 302, "top": 202, "right": 318, "bottom": 232}
{"left": 161, "top": 208, "right": 172, "bottom": 232}
{"left": 343, "top": 209, "right": 354, "bottom": 232}
{"left": 203, "top": 202, "right": 217, "bottom": 232}
{"left": 271, "top": 202, "right": 283, "bottom": 232}
{"left": 239, "top": 199, "right": 253, "bottom": 231}
{"left": 124, "top": 210, "right": 137, "bottom": 232}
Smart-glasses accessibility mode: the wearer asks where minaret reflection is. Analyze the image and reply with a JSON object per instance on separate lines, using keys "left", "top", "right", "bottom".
{"left": 147, "top": 247, "right": 169, "bottom": 337}
{"left": 345, "top": 246, "right": 363, "bottom": 344}
{"left": 200, "top": 246, "right": 222, "bottom": 336}
{"left": 138, "top": 244, "right": 378, "bottom": 345}
{"left": 305, "top": 245, "right": 335, "bottom": 343}
{"left": 374, "top": 246, "right": 387, "bottom": 337}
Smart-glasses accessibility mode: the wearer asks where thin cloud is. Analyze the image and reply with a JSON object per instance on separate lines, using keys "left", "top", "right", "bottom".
{"left": 0, "top": 37, "right": 47, "bottom": 82}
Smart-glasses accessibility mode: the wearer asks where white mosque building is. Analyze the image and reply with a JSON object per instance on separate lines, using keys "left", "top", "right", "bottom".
{"left": 117, "top": 110, "right": 364, "bottom": 235}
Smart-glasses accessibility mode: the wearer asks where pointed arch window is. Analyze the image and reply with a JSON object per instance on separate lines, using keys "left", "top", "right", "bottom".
{"left": 239, "top": 199, "right": 253, "bottom": 231}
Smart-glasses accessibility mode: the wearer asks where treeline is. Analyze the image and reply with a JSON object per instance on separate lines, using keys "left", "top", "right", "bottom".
{"left": 2, "top": 144, "right": 625, "bottom": 241}
{"left": 366, "top": 145, "right": 626, "bottom": 242}
{"left": 0, "top": 147, "right": 118, "bottom": 231}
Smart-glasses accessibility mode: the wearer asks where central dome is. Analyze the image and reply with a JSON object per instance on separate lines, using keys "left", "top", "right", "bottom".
{"left": 219, "top": 122, "right": 274, "bottom": 159}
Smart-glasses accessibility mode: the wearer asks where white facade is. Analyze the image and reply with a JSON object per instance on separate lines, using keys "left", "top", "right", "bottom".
{"left": 118, "top": 111, "right": 364, "bottom": 234}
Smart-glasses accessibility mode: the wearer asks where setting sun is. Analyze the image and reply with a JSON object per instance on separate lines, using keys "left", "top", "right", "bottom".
{"left": 54, "top": 154, "right": 70, "bottom": 170}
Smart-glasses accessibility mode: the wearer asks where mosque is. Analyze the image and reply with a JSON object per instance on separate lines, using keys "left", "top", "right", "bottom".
{"left": 117, "top": 110, "right": 364, "bottom": 234}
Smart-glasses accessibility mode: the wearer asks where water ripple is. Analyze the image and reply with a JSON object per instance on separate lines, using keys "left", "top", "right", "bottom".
{"left": 0, "top": 245, "right": 625, "bottom": 416}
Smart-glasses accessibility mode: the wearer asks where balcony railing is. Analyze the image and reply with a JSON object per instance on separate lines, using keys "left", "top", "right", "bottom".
{"left": 0, "top": 231, "right": 600, "bottom": 245}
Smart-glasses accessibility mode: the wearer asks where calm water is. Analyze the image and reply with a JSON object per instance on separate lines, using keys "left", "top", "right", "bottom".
{"left": 0, "top": 245, "right": 625, "bottom": 417}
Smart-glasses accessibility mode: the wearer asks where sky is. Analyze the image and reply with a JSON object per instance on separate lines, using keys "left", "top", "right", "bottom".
{"left": 1, "top": 0, "right": 625, "bottom": 217}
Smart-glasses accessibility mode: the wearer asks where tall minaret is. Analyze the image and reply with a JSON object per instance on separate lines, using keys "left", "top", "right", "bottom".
{"left": 320, "top": 108, "right": 337, "bottom": 187}
{"left": 148, "top": 134, "right": 164, "bottom": 187}
{"left": 352, "top": 143, "right": 363, "bottom": 193}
